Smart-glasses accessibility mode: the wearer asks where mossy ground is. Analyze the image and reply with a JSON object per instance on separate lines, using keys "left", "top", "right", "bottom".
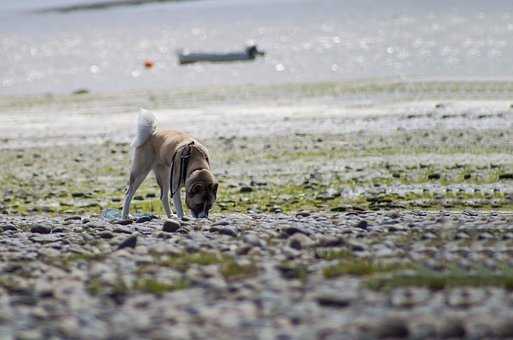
{"left": 2, "top": 123, "right": 513, "bottom": 216}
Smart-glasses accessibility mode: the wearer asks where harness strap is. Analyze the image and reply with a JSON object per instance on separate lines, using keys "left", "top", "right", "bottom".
{"left": 170, "top": 141, "right": 195, "bottom": 197}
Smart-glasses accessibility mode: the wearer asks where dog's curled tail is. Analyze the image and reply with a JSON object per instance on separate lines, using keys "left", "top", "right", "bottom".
{"left": 132, "top": 108, "right": 157, "bottom": 148}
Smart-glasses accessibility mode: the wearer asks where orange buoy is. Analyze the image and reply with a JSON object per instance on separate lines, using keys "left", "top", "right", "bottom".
{"left": 144, "top": 59, "right": 155, "bottom": 69}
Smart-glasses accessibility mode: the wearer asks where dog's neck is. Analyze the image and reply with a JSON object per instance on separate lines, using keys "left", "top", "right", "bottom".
{"left": 182, "top": 143, "right": 210, "bottom": 180}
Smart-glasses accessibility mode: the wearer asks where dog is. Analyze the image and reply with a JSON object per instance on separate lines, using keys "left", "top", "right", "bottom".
{"left": 122, "top": 109, "right": 218, "bottom": 220}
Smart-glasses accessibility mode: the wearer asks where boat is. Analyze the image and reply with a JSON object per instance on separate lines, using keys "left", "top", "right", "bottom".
{"left": 177, "top": 44, "right": 265, "bottom": 65}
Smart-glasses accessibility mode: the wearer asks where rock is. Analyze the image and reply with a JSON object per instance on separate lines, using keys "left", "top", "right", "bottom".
{"left": 295, "top": 212, "right": 310, "bottom": 218}
{"left": 355, "top": 220, "right": 369, "bottom": 230}
{"left": 316, "top": 294, "right": 351, "bottom": 308}
{"left": 112, "top": 219, "right": 133, "bottom": 226}
{"left": 30, "top": 225, "right": 51, "bottom": 234}
{"left": 348, "top": 241, "right": 367, "bottom": 252}
{"left": 316, "top": 236, "right": 345, "bottom": 247}
{"left": 210, "top": 226, "right": 238, "bottom": 237}
{"left": 113, "top": 226, "right": 133, "bottom": 234}
{"left": 428, "top": 173, "right": 441, "bottom": 180}
{"left": 99, "top": 231, "right": 114, "bottom": 239}
{"left": 1, "top": 223, "right": 17, "bottom": 232}
{"left": 163, "top": 219, "right": 181, "bottom": 232}
{"left": 496, "top": 319, "right": 513, "bottom": 338}
{"left": 30, "top": 234, "right": 63, "bottom": 244}
{"left": 243, "top": 234, "right": 266, "bottom": 248}
{"left": 240, "top": 186, "right": 253, "bottom": 193}
{"left": 499, "top": 173, "right": 513, "bottom": 180}
{"left": 64, "top": 216, "right": 82, "bottom": 222}
{"left": 372, "top": 318, "right": 409, "bottom": 338}
{"left": 438, "top": 319, "right": 466, "bottom": 338}
{"left": 288, "top": 234, "right": 313, "bottom": 250}
{"left": 135, "top": 215, "right": 153, "bottom": 223}
{"left": 280, "top": 226, "right": 311, "bottom": 238}
{"left": 116, "top": 235, "right": 137, "bottom": 250}
{"left": 212, "top": 220, "right": 230, "bottom": 226}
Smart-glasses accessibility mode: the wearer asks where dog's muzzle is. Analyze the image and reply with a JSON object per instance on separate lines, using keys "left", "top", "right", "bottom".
{"left": 192, "top": 210, "right": 208, "bottom": 219}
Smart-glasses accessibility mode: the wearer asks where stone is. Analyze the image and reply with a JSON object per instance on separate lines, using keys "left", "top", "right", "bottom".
{"left": 210, "top": 226, "right": 238, "bottom": 237}
{"left": 64, "top": 216, "right": 82, "bottom": 222}
{"left": 30, "top": 225, "right": 51, "bottom": 234}
{"left": 316, "top": 236, "right": 345, "bottom": 247}
{"left": 163, "top": 219, "right": 181, "bottom": 232}
{"left": 348, "top": 241, "right": 367, "bottom": 252}
{"left": 99, "top": 231, "right": 114, "bottom": 239}
{"left": 316, "top": 294, "right": 351, "bottom": 308}
{"left": 212, "top": 220, "right": 230, "bottom": 226}
{"left": 438, "top": 319, "right": 466, "bottom": 339}
{"left": 373, "top": 318, "right": 409, "bottom": 338}
{"left": 240, "top": 186, "right": 253, "bottom": 193}
{"left": 135, "top": 215, "right": 153, "bottom": 223}
{"left": 355, "top": 220, "right": 369, "bottom": 230}
{"left": 288, "top": 234, "right": 313, "bottom": 250}
{"left": 496, "top": 319, "right": 513, "bottom": 338}
{"left": 116, "top": 235, "right": 138, "bottom": 250}
{"left": 243, "top": 234, "right": 266, "bottom": 248}
{"left": 295, "top": 212, "right": 310, "bottom": 218}
{"left": 280, "top": 226, "right": 311, "bottom": 238}
{"left": 112, "top": 219, "right": 133, "bottom": 226}
{"left": 1, "top": 223, "right": 17, "bottom": 232}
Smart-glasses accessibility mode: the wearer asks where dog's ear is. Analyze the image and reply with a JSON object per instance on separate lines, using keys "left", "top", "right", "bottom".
{"left": 211, "top": 183, "right": 218, "bottom": 197}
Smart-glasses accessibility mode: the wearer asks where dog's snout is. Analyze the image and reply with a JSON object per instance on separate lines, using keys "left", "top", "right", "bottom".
{"left": 191, "top": 210, "right": 208, "bottom": 219}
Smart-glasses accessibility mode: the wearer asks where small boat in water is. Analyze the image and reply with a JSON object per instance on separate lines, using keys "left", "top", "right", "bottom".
{"left": 177, "top": 44, "right": 265, "bottom": 65}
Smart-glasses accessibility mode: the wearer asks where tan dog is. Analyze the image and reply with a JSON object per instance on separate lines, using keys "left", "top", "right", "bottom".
{"left": 122, "top": 109, "right": 218, "bottom": 220}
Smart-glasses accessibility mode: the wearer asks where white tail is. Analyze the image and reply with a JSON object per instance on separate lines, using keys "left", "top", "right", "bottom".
{"left": 132, "top": 108, "right": 157, "bottom": 148}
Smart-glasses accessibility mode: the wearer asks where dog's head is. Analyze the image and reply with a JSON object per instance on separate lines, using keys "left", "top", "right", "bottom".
{"left": 185, "top": 169, "right": 218, "bottom": 218}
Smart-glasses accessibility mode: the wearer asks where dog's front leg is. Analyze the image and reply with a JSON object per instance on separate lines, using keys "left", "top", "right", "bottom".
{"left": 173, "top": 190, "right": 185, "bottom": 220}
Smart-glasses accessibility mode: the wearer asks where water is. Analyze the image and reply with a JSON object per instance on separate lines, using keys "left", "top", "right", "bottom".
{"left": 2, "top": 0, "right": 513, "bottom": 95}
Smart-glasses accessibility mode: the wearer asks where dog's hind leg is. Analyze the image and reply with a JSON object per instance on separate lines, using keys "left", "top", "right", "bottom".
{"left": 154, "top": 165, "right": 173, "bottom": 218}
{"left": 122, "top": 146, "right": 154, "bottom": 219}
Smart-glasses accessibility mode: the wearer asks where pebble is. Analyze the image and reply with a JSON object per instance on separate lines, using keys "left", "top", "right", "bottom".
{"left": 0, "top": 210, "right": 512, "bottom": 338}
{"left": 372, "top": 318, "right": 409, "bottom": 338}
{"left": 288, "top": 234, "right": 313, "bottom": 250}
{"left": 116, "top": 235, "right": 138, "bottom": 250}
{"left": 210, "top": 225, "right": 238, "bottom": 237}
{"left": 438, "top": 319, "right": 466, "bottom": 339}
{"left": 99, "top": 231, "right": 114, "bottom": 239}
{"left": 112, "top": 219, "right": 133, "bottom": 226}
{"left": 163, "top": 219, "right": 181, "bottom": 232}
{"left": 135, "top": 216, "right": 153, "bottom": 223}
{"left": 355, "top": 220, "right": 369, "bottom": 229}
{"left": 1, "top": 223, "right": 17, "bottom": 232}
{"left": 316, "top": 294, "right": 351, "bottom": 308}
{"left": 240, "top": 186, "right": 253, "bottom": 193}
{"left": 280, "top": 225, "right": 311, "bottom": 238}
{"left": 496, "top": 319, "right": 513, "bottom": 338}
{"left": 30, "top": 225, "right": 51, "bottom": 234}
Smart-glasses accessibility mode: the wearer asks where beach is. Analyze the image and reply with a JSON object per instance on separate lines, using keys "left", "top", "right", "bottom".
{"left": 2, "top": 0, "right": 513, "bottom": 338}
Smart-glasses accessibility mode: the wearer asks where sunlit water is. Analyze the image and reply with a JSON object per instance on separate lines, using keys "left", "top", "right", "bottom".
{"left": 2, "top": 0, "right": 513, "bottom": 95}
